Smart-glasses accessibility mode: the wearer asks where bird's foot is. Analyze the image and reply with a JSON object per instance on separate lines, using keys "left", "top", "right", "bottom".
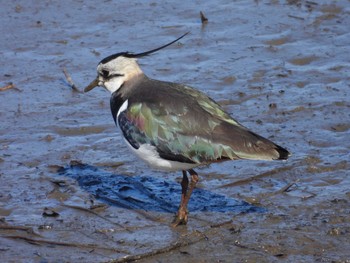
{"left": 172, "top": 207, "right": 188, "bottom": 227}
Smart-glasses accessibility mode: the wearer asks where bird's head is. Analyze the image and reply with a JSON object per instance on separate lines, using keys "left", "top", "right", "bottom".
{"left": 85, "top": 54, "right": 142, "bottom": 94}
{"left": 84, "top": 32, "right": 189, "bottom": 94}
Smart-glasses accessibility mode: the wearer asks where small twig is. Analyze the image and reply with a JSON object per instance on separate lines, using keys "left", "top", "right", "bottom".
{"left": 200, "top": 11, "right": 208, "bottom": 24}
{"left": 252, "top": 180, "right": 300, "bottom": 200}
{"left": 2, "top": 235, "right": 127, "bottom": 253}
{"left": 0, "top": 82, "right": 15, "bottom": 91}
{"left": 288, "top": 15, "right": 305, "bottom": 20}
{"left": 301, "top": 191, "right": 317, "bottom": 201}
{"left": 233, "top": 240, "right": 249, "bottom": 249}
{"left": 279, "top": 180, "right": 299, "bottom": 193}
{"left": 305, "top": 0, "right": 318, "bottom": 6}
{"left": 111, "top": 233, "right": 206, "bottom": 263}
{"left": 62, "top": 67, "right": 82, "bottom": 93}
{"left": 210, "top": 219, "right": 233, "bottom": 228}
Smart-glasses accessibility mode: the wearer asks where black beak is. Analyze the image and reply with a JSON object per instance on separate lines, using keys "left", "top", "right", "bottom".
{"left": 84, "top": 77, "right": 99, "bottom": 92}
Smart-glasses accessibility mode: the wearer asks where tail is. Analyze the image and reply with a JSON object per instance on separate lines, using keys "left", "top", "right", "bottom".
{"left": 242, "top": 130, "right": 291, "bottom": 161}
{"left": 218, "top": 128, "right": 292, "bottom": 161}
{"left": 273, "top": 143, "right": 291, "bottom": 160}
{"left": 211, "top": 121, "right": 291, "bottom": 161}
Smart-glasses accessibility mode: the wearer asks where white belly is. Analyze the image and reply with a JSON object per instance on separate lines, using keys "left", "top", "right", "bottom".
{"left": 124, "top": 140, "right": 199, "bottom": 172}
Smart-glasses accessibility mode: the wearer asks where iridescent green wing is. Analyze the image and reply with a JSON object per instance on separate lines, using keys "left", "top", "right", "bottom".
{"left": 119, "top": 99, "right": 240, "bottom": 164}
{"left": 179, "top": 85, "right": 241, "bottom": 127}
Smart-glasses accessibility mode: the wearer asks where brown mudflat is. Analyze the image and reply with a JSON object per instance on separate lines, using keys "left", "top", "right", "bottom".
{"left": 1, "top": 1, "right": 349, "bottom": 262}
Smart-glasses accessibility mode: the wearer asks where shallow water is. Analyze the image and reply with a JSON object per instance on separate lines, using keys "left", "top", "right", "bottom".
{"left": 1, "top": 0, "right": 350, "bottom": 262}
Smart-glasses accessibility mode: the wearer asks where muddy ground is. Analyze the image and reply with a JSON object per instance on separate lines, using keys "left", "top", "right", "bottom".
{"left": 1, "top": 0, "right": 349, "bottom": 262}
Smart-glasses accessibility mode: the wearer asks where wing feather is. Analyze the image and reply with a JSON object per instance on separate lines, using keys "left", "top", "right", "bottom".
{"left": 115, "top": 77, "right": 289, "bottom": 163}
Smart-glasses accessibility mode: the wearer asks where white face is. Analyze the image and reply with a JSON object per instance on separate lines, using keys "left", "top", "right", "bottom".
{"left": 97, "top": 56, "right": 143, "bottom": 93}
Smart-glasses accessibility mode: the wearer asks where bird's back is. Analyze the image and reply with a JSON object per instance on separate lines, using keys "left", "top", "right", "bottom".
{"left": 115, "top": 75, "right": 290, "bottom": 164}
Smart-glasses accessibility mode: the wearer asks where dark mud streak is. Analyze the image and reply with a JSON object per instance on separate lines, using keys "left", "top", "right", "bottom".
{"left": 110, "top": 232, "right": 207, "bottom": 263}
{"left": 217, "top": 165, "right": 294, "bottom": 188}
{"left": 3, "top": 235, "right": 128, "bottom": 253}
{"left": 61, "top": 204, "right": 132, "bottom": 232}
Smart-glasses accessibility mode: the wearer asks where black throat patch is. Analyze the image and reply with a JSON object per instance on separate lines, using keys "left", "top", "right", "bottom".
{"left": 110, "top": 91, "right": 126, "bottom": 123}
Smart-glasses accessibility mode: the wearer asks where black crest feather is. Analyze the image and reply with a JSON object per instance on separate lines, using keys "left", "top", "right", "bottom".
{"left": 99, "top": 32, "right": 189, "bottom": 65}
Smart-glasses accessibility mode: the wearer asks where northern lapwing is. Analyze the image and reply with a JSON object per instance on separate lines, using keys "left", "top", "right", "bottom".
{"left": 84, "top": 33, "right": 291, "bottom": 226}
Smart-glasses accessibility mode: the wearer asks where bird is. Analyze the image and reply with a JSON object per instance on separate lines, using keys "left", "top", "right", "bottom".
{"left": 83, "top": 33, "right": 291, "bottom": 226}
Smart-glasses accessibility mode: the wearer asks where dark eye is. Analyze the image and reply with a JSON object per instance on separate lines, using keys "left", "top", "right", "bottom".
{"left": 101, "top": 69, "right": 109, "bottom": 78}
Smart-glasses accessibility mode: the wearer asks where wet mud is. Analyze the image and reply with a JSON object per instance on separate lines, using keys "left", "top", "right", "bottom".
{"left": 59, "top": 161, "right": 261, "bottom": 215}
{"left": 1, "top": 1, "right": 350, "bottom": 262}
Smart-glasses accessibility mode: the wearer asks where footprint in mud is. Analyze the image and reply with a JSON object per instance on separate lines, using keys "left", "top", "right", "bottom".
{"left": 57, "top": 161, "right": 263, "bottom": 215}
